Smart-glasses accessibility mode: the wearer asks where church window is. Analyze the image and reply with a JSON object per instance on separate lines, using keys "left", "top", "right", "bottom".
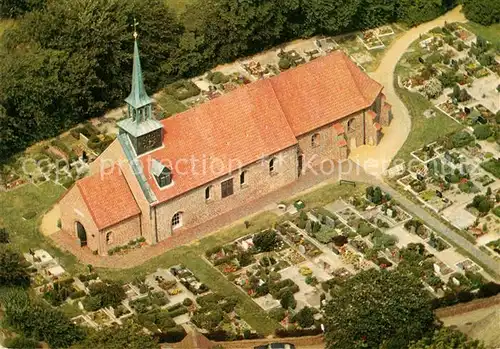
{"left": 311, "top": 133, "right": 320, "bottom": 147}
{"left": 221, "top": 178, "right": 234, "bottom": 198}
{"left": 106, "top": 232, "right": 113, "bottom": 244}
{"left": 269, "top": 158, "right": 277, "bottom": 174}
{"left": 205, "top": 185, "right": 212, "bottom": 200}
{"left": 172, "top": 212, "right": 183, "bottom": 230}
{"left": 240, "top": 171, "right": 247, "bottom": 186}
{"left": 347, "top": 118, "right": 355, "bottom": 131}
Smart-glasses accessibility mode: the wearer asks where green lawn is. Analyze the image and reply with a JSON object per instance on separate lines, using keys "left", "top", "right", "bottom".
{"left": 0, "top": 182, "right": 82, "bottom": 273}
{"left": 463, "top": 22, "right": 500, "bottom": 46}
{"left": 392, "top": 78, "right": 464, "bottom": 165}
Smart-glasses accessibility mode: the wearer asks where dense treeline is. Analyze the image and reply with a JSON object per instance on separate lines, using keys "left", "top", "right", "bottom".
{"left": 463, "top": 0, "right": 500, "bottom": 25}
{"left": 0, "top": 0, "right": 474, "bottom": 159}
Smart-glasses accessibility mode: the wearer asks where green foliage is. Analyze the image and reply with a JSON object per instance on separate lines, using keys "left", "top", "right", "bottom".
{"left": 252, "top": 230, "right": 278, "bottom": 252}
{"left": 0, "top": 246, "right": 30, "bottom": 287}
{"left": 86, "top": 280, "right": 126, "bottom": 309}
{"left": 0, "top": 0, "right": 45, "bottom": 18}
{"left": 397, "top": 0, "right": 446, "bottom": 27}
{"left": 269, "top": 307, "right": 286, "bottom": 322}
{"left": 294, "top": 306, "right": 315, "bottom": 328}
{"left": 324, "top": 269, "right": 435, "bottom": 349}
{"left": 278, "top": 57, "right": 291, "bottom": 70}
{"left": 280, "top": 290, "right": 296, "bottom": 309}
{"left": 4, "top": 335, "right": 39, "bottom": 349}
{"left": 408, "top": 326, "right": 486, "bottom": 348}
{"left": 0, "top": 227, "right": 9, "bottom": 243}
{"left": 452, "top": 131, "right": 474, "bottom": 148}
{"left": 74, "top": 320, "right": 159, "bottom": 349}
{"left": 1, "top": 288, "right": 84, "bottom": 348}
{"left": 481, "top": 159, "right": 500, "bottom": 179}
{"left": 463, "top": 0, "right": 500, "bottom": 26}
{"left": 473, "top": 124, "right": 492, "bottom": 140}
{"left": 164, "top": 79, "right": 200, "bottom": 100}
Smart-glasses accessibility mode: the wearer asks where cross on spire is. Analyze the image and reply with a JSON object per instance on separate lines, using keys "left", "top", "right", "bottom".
{"left": 132, "top": 18, "right": 139, "bottom": 39}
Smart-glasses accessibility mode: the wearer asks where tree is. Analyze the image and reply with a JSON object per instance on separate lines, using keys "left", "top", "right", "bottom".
{"left": 74, "top": 321, "right": 159, "bottom": 349}
{"left": 252, "top": 230, "right": 278, "bottom": 252}
{"left": 409, "top": 327, "right": 486, "bottom": 348}
{"left": 324, "top": 269, "right": 435, "bottom": 349}
{"left": 423, "top": 78, "right": 443, "bottom": 99}
{"left": 356, "top": 0, "right": 395, "bottom": 29}
{"left": 1, "top": 288, "right": 84, "bottom": 348}
{"left": 301, "top": 0, "right": 361, "bottom": 35}
{"left": 463, "top": 0, "right": 500, "bottom": 26}
{"left": 0, "top": 246, "right": 30, "bottom": 287}
{"left": 88, "top": 280, "right": 126, "bottom": 308}
{"left": 473, "top": 124, "right": 492, "bottom": 140}
{"left": 0, "top": 0, "right": 45, "bottom": 18}
{"left": 295, "top": 306, "right": 315, "bottom": 328}
{"left": 280, "top": 290, "right": 297, "bottom": 309}
{"left": 397, "top": 0, "right": 445, "bottom": 26}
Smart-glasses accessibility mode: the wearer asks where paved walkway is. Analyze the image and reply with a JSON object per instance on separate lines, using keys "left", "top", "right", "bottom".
{"left": 350, "top": 7, "right": 467, "bottom": 177}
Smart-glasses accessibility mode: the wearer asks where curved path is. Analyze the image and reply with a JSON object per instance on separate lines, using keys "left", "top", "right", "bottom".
{"left": 350, "top": 7, "right": 467, "bottom": 177}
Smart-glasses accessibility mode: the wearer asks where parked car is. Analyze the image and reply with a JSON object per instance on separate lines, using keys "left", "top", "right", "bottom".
{"left": 254, "top": 343, "right": 296, "bottom": 349}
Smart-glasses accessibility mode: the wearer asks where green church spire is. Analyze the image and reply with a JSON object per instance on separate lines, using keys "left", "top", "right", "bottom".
{"left": 125, "top": 26, "right": 153, "bottom": 119}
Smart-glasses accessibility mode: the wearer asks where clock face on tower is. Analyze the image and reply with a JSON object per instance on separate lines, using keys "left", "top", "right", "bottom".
{"left": 137, "top": 130, "right": 161, "bottom": 155}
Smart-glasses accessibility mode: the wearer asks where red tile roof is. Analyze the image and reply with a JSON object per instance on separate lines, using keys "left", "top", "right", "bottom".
{"left": 77, "top": 167, "right": 140, "bottom": 230}
{"left": 271, "top": 51, "right": 382, "bottom": 136}
{"left": 338, "top": 139, "right": 347, "bottom": 147}
{"left": 139, "top": 79, "right": 298, "bottom": 204}
{"left": 333, "top": 123, "right": 345, "bottom": 135}
{"left": 374, "top": 122, "right": 382, "bottom": 131}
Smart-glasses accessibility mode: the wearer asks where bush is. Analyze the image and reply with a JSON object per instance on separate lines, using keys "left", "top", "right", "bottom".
{"left": 164, "top": 80, "right": 201, "bottom": 100}
{"left": 280, "top": 290, "right": 296, "bottom": 309}
{"left": 269, "top": 307, "right": 286, "bottom": 322}
{"left": 278, "top": 57, "right": 291, "bottom": 70}
{"left": 294, "top": 306, "right": 315, "bottom": 328}
{"left": 69, "top": 290, "right": 86, "bottom": 299}
{"left": 332, "top": 235, "right": 348, "bottom": 246}
{"left": 182, "top": 298, "right": 193, "bottom": 306}
{"left": 82, "top": 295, "right": 102, "bottom": 311}
{"left": 207, "top": 71, "right": 230, "bottom": 84}
{"left": 452, "top": 131, "right": 474, "bottom": 148}
{"left": 252, "top": 230, "right": 278, "bottom": 252}
{"left": 4, "top": 336, "right": 39, "bottom": 349}
{"left": 473, "top": 124, "right": 492, "bottom": 140}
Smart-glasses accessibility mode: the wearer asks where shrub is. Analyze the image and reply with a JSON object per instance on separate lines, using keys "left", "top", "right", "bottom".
{"left": 332, "top": 235, "right": 348, "bottom": 246}
{"left": 207, "top": 71, "right": 229, "bottom": 84}
{"left": 164, "top": 80, "right": 201, "bottom": 100}
{"left": 69, "top": 290, "right": 86, "bottom": 299}
{"left": 473, "top": 124, "right": 492, "bottom": 140}
{"left": 269, "top": 307, "right": 286, "bottom": 322}
{"left": 280, "top": 290, "right": 296, "bottom": 309}
{"left": 294, "top": 306, "right": 315, "bottom": 328}
{"left": 4, "top": 336, "right": 39, "bottom": 349}
{"left": 452, "top": 131, "right": 474, "bottom": 148}
{"left": 82, "top": 296, "right": 102, "bottom": 311}
{"left": 182, "top": 298, "right": 193, "bottom": 307}
{"left": 278, "top": 57, "right": 291, "bottom": 70}
{"left": 252, "top": 230, "right": 278, "bottom": 252}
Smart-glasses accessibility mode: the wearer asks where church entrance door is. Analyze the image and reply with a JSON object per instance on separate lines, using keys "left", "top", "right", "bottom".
{"left": 75, "top": 222, "right": 87, "bottom": 247}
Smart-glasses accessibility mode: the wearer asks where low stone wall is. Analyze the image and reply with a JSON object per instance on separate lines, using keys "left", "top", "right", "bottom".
{"left": 213, "top": 334, "right": 325, "bottom": 348}
{"left": 435, "top": 294, "right": 500, "bottom": 318}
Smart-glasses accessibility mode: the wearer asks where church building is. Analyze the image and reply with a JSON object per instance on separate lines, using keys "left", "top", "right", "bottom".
{"left": 59, "top": 35, "right": 392, "bottom": 255}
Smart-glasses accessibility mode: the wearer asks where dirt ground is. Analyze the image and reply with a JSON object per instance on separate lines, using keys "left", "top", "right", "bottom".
{"left": 438, "top": 298, "right": 500, "bottom": 348}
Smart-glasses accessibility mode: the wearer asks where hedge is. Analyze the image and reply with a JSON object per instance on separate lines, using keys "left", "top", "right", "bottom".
{"left": 164, "top": 80, "right": 201, "bottom": 100}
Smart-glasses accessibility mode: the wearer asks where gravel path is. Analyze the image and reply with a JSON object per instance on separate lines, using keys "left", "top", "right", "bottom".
{"left": 350, "top": 7, "right": 467, "bottom": 177}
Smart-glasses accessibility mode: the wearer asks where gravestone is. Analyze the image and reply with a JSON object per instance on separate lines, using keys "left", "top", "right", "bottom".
{"left": 298, "top": 245, "right": 306, "bottom": 254}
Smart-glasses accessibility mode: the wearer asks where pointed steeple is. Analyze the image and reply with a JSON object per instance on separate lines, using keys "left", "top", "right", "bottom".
{"left": 125, "top": 34, "right": 153, "bottom": 110}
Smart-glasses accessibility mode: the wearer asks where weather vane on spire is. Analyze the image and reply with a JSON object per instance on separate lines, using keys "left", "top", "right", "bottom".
{"left": 132, "top": 18, "right": 139, "bottom": 39}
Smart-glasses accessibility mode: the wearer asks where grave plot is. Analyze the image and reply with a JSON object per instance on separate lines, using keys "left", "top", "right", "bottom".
{"left": 403, "top": 220, "right": 450, "bottom": 252}
{"left": 191, "top": 293, "right": 255, "bottom": 339}
{"left": 315, "top": 37, "right": 339, "bottom": 53}
{"left": 358, "top": 30, "right": 385, "bottom": 50}
{"left": 170, "top": 265, "right": 210, "bottom": 296}
{"left": 411, "top": 143, "right": 444, "bottom": 163}
{"left": 205, "top": 229, "right": 290, "bottom": 276}
{"left": 446, "top": 271, "right": 487, "bottom": 293}
{"left": 486, "top": 238, "right": 500, "bottom": 256}
{"left": 456, "top": 259, "right": 482, "bottom": 273}
{"left": 278, "top": 221, "right": 323, "bottom": 259}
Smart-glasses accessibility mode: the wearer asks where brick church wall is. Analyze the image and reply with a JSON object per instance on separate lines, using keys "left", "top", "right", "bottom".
{"left": 60, "top": 185, "right": 100, "bottom": 253}
{"left": 100, "top": 215, "right": 141, "bottom": 255}
{"left": 153, "top": 146, "right": 298, "bottom": 240}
